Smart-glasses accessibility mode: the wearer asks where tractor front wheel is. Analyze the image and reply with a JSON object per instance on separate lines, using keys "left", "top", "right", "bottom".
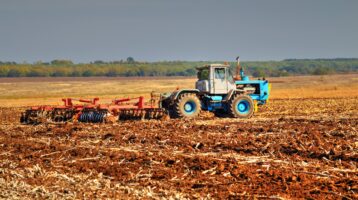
{"left": 228, "top": 94, "right": 254, "bottom": 118}
{"left": 172, "top": 93, "right": 201, "bottom": 118}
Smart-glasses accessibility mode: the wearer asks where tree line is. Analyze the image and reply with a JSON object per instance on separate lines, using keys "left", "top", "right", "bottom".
{"left": 0, "top": 58, "right": 357, "bottom": 78}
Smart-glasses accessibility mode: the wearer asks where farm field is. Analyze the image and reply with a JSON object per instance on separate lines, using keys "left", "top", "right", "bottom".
{"left": 0, "top": 74, "right": 358, "bottom": 199}
{"left": 0, "top": 74, "right": 357, "bottom": 106}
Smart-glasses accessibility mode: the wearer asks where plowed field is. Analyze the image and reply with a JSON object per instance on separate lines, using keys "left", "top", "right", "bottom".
{"left": 0, "top": 75, "right": 358, "bottom": 199}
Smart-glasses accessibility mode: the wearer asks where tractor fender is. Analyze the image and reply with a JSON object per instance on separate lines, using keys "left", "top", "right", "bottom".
{"left": 223, "top": 89, "right": 244, "bottom": 102}
{"left": 171, "top": 89, "right": 200, "bottom": 102}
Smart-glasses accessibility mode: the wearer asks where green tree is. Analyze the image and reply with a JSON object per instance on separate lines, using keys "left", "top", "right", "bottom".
{"left": 28, "top": 67, "right": 49, "bottom": 77}
{"left": 51, "top": 68, "right": 70, "bottom": 77}
{"left": 313, "top": 67, "right": 330, "bottom": 75}
{"left": 252, "top": 69, "right": 266, "bottom": 78}
{"left": 70, "top": 70, "right": 81, "bottom": 77}
{"left": 0, "top": 66, "right": 10, "bottom": 77}
{"left": 106, "top": 68, "right": 119, "bottom": 77}
{"left": 93, "top": 60, "right": 106, "bottom": 64}
{"left": 51, "top": 59, "right": 73, "bottom": 65}
{"left": 82, "top": 70, "right": 94, "bottom": 77}
{"left": 7, "top": 69, "right": 23, "bottom": 77}
{"left": 126, "top": 57, "right": 135, "bottom": 63}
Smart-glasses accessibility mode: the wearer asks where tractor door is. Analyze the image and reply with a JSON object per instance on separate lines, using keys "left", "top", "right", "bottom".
{"left": 213, "top": 68, "right": 228, "bottom": 94}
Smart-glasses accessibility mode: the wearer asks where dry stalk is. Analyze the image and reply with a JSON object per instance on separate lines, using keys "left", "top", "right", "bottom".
{"left": 70, "top": 156, "right": 101, "bottom": 163}
{"left": 294, "top": 171, "right": 338, "bottom": 178}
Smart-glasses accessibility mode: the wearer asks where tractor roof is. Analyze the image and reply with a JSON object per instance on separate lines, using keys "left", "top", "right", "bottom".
{"left": 196, "top": 63, "right": 230, "bottom": 70}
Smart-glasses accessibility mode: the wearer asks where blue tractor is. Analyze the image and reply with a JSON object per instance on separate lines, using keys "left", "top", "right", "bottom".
{"left": 161, "top": 57, "right": 271, "bottom": 119}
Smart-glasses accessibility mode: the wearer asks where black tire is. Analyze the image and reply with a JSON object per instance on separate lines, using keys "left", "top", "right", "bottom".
{"left": 228, "top": 94, "right": 254, "bottom": 118}
{"left": 172, "top": 93, "right": 201, "bottom": 118}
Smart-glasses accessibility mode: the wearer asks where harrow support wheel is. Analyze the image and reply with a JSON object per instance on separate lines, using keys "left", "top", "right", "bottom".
{"left": 171, "top": 93, "right": 201, "bottom": 118}
{"left": 228, "top": 94, "right": 254, "bottom": 119}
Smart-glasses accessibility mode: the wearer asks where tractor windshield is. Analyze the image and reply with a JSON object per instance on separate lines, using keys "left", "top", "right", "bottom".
{"left": 197, "top": 68, "right": 209, "bottom": 80}
{"left": 227, "top": 68, "right": 234, "bottom": 83}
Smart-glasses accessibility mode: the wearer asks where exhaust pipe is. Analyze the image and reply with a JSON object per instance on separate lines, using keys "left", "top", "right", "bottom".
{"left": 235, "top": 56, "right": 241, "bottom": 80}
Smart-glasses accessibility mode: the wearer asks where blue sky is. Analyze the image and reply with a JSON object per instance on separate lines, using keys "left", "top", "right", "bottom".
{"left": 0, "top": 0, "right": 357, "bottom": 62}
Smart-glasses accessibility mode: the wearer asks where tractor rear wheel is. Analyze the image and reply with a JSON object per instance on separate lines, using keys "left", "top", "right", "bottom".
{"left": 228, "top": 94, "right": 254, "bottom": 118}
{"left": 172, "top": 93, "right": 201, "bottom": 118}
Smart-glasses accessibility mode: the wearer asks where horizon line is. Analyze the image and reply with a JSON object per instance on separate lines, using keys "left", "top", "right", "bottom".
{"left": 1, "top": 57, "right": 358, "bottom": 64}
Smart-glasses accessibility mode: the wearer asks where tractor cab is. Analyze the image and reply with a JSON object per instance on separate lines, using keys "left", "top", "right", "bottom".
{"left": 195, "top": 64, "right": 236, "bottom": 94}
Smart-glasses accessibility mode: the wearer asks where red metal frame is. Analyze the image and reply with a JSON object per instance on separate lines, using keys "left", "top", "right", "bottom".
{"left": 110, "top": 96, "right": 153, "bottom": 109}
{"left": 29, "top": 96, "right": 158, "bottom": 113}
{"left": 62, "top": 97, "right": 99, "bottom": 107}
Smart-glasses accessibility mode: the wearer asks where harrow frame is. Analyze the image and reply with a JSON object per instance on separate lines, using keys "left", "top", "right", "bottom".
{"left": 21, "top": 96, "right": 166, "bottom": 124}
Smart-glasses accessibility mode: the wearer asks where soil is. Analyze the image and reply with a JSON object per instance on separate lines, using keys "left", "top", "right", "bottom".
{"left": 0, "top": 98, "right": 357, "bottom": 199}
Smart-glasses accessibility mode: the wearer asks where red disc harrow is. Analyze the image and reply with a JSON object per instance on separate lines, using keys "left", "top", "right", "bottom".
{"left": 20, "top": 95, "right": 166, "bottom": 124}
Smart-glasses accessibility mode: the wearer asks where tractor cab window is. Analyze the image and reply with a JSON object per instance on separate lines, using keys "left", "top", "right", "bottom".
{"left": 214, "top": 68, "right": 226, "bottom": 80}
{"left": 227, "top": 68, "right": 234, "bottom": 83}
{"left": 197, "top": 68, "right": 209, "bottom": 80}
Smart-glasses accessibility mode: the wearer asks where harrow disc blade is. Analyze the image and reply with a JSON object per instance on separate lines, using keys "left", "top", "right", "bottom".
{"left": 118, "top": 108, "right": 167, "bottom": 121}
{"left": 78, "top": 109, "right": 109, "bottom": 123}
{"left": 51, "top": 109, "right": 75, "bottom": 123}
{"left": 21, "top": 109, "right": 52, "bottom": 124}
